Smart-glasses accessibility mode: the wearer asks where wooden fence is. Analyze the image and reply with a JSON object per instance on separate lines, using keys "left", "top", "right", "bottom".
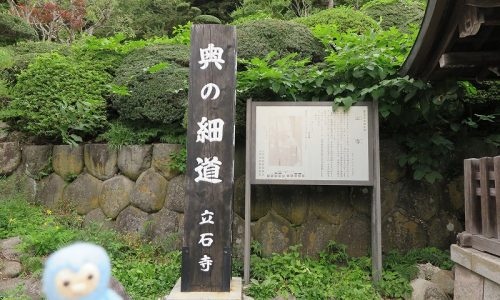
{"left": 457, "top": 156, "right": 500, "bottom": 256}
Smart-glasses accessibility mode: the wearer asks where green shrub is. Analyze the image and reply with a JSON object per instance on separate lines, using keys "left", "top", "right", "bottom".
{"left": 98, "top": 121, "right": 186, "bottom": 148}
{"left": 231, "top": 0, "right": 294, "bottom": 21}
{"left": 293, "top": 7, "right": 380, "bottom": 34}
{"left": 237, "top": 19, "right": 325, "bottom": 61}
{"left": 111, "top": 44, "right": 189, "bottom": 126}
{"left": 230, "top": 11, "right": 273, "bottom": 25}
{"left": 1, "top": 41, "right": 70, "bottom": 84}
{"left": 361, "top": 0, "right": 425, "bottom": 30}
{"left": 0, "top": 53, "right": 109, "bottom": 145}
{"left": 193, "top": 14, "right": 222, "bottom": 24}
{"left": 0, "top": 13, "right": 37, "bottom": 46}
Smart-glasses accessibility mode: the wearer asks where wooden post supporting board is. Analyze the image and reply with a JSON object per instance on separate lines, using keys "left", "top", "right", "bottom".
{"left": 182, "top": 24, "right": 237, "bottom": 292}
{"left": 371, "top": 100, "right": 382, "bottom": 282}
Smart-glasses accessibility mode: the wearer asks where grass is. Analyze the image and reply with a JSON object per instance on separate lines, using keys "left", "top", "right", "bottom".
{"left": 0, "top": 176, "right": 180, "bottom": 300}
{"left": 0, "top": 175, "right": 453, "bottom": 300}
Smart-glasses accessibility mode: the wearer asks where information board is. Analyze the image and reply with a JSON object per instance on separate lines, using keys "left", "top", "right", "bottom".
{"left": 251, "top": 102, "right": 374, "bottom": 186}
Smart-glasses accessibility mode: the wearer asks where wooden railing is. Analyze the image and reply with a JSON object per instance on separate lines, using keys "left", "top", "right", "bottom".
{"left": 457, "top": 156, "right": 500, "bottom": 256}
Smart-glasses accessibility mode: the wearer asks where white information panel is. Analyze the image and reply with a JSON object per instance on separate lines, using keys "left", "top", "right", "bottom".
{"left": 252, "top": 102, "right": 373, "bottom": 185}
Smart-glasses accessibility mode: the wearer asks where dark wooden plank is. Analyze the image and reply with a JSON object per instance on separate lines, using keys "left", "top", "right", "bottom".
{"left": 465, "top": 0, "right": 500, "bottom": 8}
{"left": 470, "top": 235, "right": 500, "bottom": 257}
{"left": 494, "top": 156, "right": 500, "bottom": 238}
{"left": 439, "top": 52, "right": 500, "bottom": 68}
{"left": 464, "top": 159, "right": 481, "bottom": 234}
{"left": 182, "top": 24, "right": 237, "bottom": 292}
{"left": 480, "top": 157, "right": 495, "bottom": 238}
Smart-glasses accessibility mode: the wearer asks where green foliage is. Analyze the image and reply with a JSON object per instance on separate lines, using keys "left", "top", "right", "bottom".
{"left": 376, "top": 271, "right": 412, "bottom": 299}
{"left": 1, "top": 41, "right": 70, "bottom": 84}
{"left": 0, "top": 53, "right": 109, "bottom": 145}
{"left": 92, "top": 0, "right": 197, "bottom": 38}
{"left": 98, "top": 121, "right": 186, "bottom": 148}
{"left": 293, "top": 7, "right": 380, "bottom": 34}
{"left": 0, "top": 195, "right": 182, "bottom": 300}
{"left": 0, "top": 13, "right": 37, "bottom": 46}
{"left": 361, "top": 0, "right": 425, "bottom": 30}
{"left": 0, "top": 284, "right": 31, "bottom": 300}
{"left": 230, "top": 11, "right": 273, "bottom": 25}
{"left": 248, "top": 242, "right": 411, "bottom": 300}
{"left": 237, "top": 19, "right": 325, "bottom": 61}
{"left": 169, "top": 146, "right": 187, "bottom": 174}
{"left": 193, "top": 14, "right": 222, "bottom": 24}
{"left": 111, "top": 44, "right": 189, "bottom": 126}
{"left": 238, "top": 25, "right": 475, "bottom": 183}
{"left": 231, "top": 0, "right": 294, "bottom": 21}
{"left": 384, "top": 247, "right": 454, "bottom": 273}
{"left": 191, "top": 0, "right": 238, "bottom": 23}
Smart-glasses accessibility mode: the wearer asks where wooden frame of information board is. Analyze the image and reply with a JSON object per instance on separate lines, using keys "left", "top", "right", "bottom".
{"left": 244, "top": 100, "right": 382, "bottom": 284}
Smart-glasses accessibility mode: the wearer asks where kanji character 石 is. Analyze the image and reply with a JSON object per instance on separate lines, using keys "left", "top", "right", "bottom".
{"left": 198, "top": 44, "right": 225, "bottom": 70}
{"left": 198, "top": 233, "right": 214, "bottom": 247}
{"left": 199, "top": 255, "right": 213, "bottom": 272}
{"left": 200, "top": 83, "right": 220, "bottom": 100}
{"left": 199, "top": 210, "right": 215, "bottom": 225}
{"left": 197, "top": 117, "right": 224, "bottom": 143}
{"left": 194, "top": 157, "right": 222, "bottom": 184}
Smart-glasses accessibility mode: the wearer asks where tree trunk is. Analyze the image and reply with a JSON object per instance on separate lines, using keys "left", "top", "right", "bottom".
{"left": 328, "top": 0, "right": 334, "bottom": 8}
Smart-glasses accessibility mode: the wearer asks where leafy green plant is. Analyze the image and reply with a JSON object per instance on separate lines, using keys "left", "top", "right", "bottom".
{"left": 0, "top": 53, "right": 109, "bottom": 145}
{"left": 376, "top": 271, "right": 412, "bottom": 299}
{"left": 1, "top": 196, "right": 182, "bottom": 300}
{"left": 169, "top": 146, "right": 187, "bottom": 174}
{"left": 98, "top": 121, "right": 186, "bottom": 147}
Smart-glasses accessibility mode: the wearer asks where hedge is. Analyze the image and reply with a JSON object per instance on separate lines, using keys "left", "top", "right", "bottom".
{"left": 111, "top": 44, "right": 190, "bottom": 126}
{"left": 1, "top": 53, "right": 109, "bottom": 145}
{"left": 237, "top": 19, "right": 325, "bottom": 61}
{"left": 293, "top": 7, "right": 380, "bottom": 34}
{"left": 0, "top": 13, "right": 37, "bottom": 46}
{"left": 361, "top": 0, "right": 425, "bottom": 30}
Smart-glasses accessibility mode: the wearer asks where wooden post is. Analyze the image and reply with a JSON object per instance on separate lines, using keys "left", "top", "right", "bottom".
{"left": 182, "top": 24, "right": 237, "bottom": 292}
{"left": 244, "top": 100, "right": 252, "bottom": 285}
{"left": 464, "top": 158, "right": 481, "bottom": 234}
{"left": 371, "top": 99, "right": 382, "bottom": 283}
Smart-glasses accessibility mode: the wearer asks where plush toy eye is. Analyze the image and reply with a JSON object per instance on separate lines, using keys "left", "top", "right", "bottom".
{"left": 63, "top": 280, "right": 70, "bottom": 287}
{"left": 87, "top": 274, "right": 93, "bottom": 280}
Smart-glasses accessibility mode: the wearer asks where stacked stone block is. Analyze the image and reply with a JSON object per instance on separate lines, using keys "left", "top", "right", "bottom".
{"left": 0, "top": 143, "right": 186, "bottom": 249}
{"left": 0, "top": 140, "right": 480, "bottom": 257}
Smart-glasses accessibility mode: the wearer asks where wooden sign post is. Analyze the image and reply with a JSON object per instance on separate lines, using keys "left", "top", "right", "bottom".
{"left": 182, "top": 24, "right": 237, "bottom": 292}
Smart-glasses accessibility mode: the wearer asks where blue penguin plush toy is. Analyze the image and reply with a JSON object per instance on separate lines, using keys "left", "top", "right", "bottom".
{"left": 43, "top": 242, "right": 122, "bottom": 300}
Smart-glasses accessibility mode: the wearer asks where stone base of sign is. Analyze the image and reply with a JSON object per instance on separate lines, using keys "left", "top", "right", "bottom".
{"left": 451, "top": 244, "right": 500, "bottom": 300}
{"left": 164, "top": 277, "right": 243, "bottom": 300}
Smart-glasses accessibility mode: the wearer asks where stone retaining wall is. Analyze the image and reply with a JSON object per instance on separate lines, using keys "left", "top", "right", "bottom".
{"left": 0, "top": 139, "right": 495, "bottom": 258}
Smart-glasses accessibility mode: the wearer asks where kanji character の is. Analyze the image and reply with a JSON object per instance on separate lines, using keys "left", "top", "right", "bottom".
{"left": 200, "top": 83, "right": 220, "bottom": 100}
